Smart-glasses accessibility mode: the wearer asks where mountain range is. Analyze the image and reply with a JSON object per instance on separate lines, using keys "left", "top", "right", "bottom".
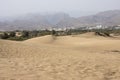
{"left": 0, "top": 10, "right": 120, "bottom": 31}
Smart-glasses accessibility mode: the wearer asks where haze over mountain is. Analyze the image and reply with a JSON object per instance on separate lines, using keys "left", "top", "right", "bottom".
{"left": 0, "top": 10, "right": 120, "bottom": 31}
{"left": 78, "top": 10, "right": 120, "bottom": 26}
{"left": 1, "top": 0, "right": 120, "bottom": 17}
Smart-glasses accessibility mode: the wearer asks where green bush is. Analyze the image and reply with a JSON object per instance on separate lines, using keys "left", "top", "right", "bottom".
{"left": 1, "top": 32, "right": 9, "bottom": 39}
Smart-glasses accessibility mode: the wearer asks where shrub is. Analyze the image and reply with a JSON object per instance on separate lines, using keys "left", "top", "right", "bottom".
{"left": 1, "top": 32, "right": 9, "bottom": 39}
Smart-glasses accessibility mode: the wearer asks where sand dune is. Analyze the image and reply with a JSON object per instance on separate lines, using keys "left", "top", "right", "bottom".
{"left": 0, "top": 32, "right": 120, "bottom": 80}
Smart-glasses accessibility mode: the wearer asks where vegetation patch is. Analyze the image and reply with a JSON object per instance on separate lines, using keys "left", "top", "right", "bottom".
{"left": 0, "top": 29, "right": 120, "bottom": 41}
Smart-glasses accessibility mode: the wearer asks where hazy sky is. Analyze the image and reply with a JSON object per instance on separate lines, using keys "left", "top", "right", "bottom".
{"left": 0, "top": 0, "right": 120, "bottom": 17}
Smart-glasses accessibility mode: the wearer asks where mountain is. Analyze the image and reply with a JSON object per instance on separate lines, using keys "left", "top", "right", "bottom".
{"left": 0, "top": 13, "right": 73, "bottom": 31}
{"left": 0, "top": 10, "right": 120, "bottom": 31}
{"left": 77, "top": 10, "right": 120, "bottom": 26}
{"left": 57, "top": 10, "right": 120, "bottom": 28}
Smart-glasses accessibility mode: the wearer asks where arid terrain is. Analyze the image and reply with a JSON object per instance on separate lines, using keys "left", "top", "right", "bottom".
{"left": 0, "top": 32, "right": 120, "bottom": 80}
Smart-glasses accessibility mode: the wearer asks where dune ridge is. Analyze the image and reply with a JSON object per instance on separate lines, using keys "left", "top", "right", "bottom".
{"left": 0, "top": 32, "right": 120, "bottom": 80}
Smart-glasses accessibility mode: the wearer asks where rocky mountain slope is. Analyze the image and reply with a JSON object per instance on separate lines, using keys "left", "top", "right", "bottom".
{"left": 0, "top": 10, "right": 120, "bottom": 31}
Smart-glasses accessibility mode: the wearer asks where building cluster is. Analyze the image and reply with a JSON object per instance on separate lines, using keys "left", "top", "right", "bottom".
{"left": 0, "top": 31, "right": 23, "bottom": 37}
{"left": 77, "top": 25, "right": 120, "bottom": 30}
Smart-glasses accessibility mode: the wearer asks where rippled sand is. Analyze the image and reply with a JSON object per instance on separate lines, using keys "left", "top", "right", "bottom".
{"left": 0, "top": 32, "right": 120, "bottom": 80}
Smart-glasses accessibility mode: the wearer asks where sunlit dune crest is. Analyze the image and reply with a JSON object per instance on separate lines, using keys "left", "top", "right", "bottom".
{"left": 0, "top": 33, "right": 120, "bottom": 80}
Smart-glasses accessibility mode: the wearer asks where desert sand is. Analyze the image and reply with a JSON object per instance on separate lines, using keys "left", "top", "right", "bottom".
{"left": 0, "top": 32, "right": 120, "bottom": 80}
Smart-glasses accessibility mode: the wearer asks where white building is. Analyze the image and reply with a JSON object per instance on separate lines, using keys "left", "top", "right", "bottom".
{"left": 96, "top": 25, "right": 102, "bottom": 29}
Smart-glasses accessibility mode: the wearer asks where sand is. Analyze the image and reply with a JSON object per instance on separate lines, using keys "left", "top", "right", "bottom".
{"left": 0, "top": 32, "right": 120, "bottom": 80}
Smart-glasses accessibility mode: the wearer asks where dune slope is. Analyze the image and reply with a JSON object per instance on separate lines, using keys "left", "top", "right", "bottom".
{"left": 0, "top": 33, "right": 120, "bottom": 80}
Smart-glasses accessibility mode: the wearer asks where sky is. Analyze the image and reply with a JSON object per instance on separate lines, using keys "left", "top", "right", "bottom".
{"left": 0, "top": 0, "right": 120, "bottom": 17}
